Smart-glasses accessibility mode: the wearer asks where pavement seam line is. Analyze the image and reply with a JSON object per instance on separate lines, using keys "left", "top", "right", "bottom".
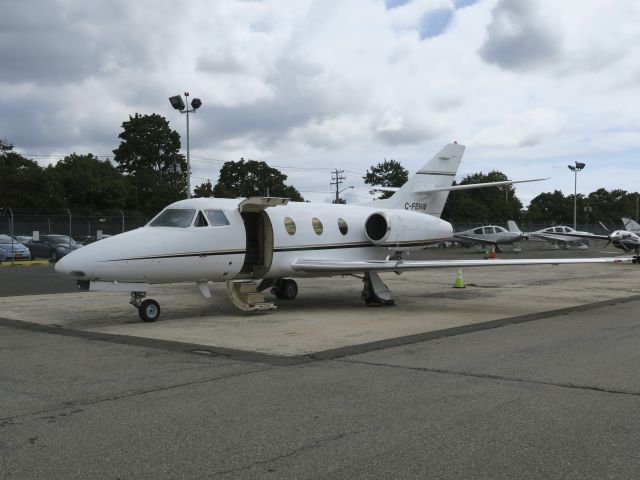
{"left": 211, "top": 432, "right": 350, "bottom": 476}
{"left": 0, "top": 366, "right": 272, "bottom": 422}
{"left": 340, "top": 359, "right": 640, "bottom": 397}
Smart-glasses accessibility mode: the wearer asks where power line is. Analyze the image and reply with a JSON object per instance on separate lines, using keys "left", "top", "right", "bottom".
{"left": 20, "top": 152, "right": 366, "bottom": 176}
{"left": 191, "top": 155, "right": 364, "bottom": 175}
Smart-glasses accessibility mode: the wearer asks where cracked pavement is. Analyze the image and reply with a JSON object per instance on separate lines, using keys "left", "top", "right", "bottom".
{"left": 2, "top": 297, "right": 640, "bottom": 479}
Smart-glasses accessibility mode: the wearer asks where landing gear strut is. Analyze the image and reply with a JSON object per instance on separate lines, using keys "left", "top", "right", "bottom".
{"left": 361, "top": 272, "right": 395, "bottom": 306}
{"left": 130, "top": 291, "right": 161, "bottom": 322}
{"left": 272, "top": 278, "right": 298, "bottom": 300}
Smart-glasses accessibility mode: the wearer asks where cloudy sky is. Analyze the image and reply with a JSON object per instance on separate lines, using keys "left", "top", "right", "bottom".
{"left": 2, "top": 0, "right": 639, "bottom": 206}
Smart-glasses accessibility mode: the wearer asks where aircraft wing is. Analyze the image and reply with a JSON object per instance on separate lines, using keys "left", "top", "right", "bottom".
{"left": 291, "top": 256, "right": 632, "bottom": 274}
{"left": 550, "top": 232, "right": 609, "bottom": 241}
{"left": 452, "top": 234, "right": 499, "bottom": 246}
{"left": 527, "top": 232, "right": 586, "bottom": 242}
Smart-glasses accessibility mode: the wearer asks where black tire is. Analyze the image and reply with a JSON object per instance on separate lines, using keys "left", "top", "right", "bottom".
{"left": 275, "top": 279, "right": 298, "bottom": 300}
{"left": 138, "top": 299, "right": 161, "bottom": 322}
{"left": 50, "top": 250, "right": 58, "bottom": 262}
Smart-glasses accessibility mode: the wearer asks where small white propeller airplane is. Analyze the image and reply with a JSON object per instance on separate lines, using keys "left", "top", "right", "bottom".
{"left": 507, "top": 222, "right": 591, "bottom": 250}
{"left": 555, "top": 217, "right": 640, "bottom": 255}
{"left": 55, "top": 143, "right": 632, "bottom": 322}
{"left": 453, "top": 224, "right": 524, "bottom": 252}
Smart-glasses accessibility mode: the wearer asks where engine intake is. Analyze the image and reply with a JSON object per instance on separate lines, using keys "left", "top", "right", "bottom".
{"left": 365, "top": 213, "right": 389, "bottom": 242}
{"left": 364, "top": 210, "right": 452, "bottom": 250}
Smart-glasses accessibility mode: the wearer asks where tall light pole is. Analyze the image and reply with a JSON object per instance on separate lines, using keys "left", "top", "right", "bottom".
{"left": 567, "top": 161, "right": 586, "bottom": 230}
{"left": 169, "top": 92, "right": 202, "bottom": 199}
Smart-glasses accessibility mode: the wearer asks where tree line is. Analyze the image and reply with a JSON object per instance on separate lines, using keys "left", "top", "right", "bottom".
{"left": 2, "top": 115, "right": 637, "bottom": 227}
{"left": 0, "top": 113, "right": 302, "bottom": 216}
{"left": 364, "top": 159, "right": 639, "bottom": 227}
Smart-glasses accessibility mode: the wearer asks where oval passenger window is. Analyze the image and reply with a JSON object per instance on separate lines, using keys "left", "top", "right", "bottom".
{"left": 284, "top": 217, "right": 296, "bottom": 235}
{"left": 338, "top": 218, "right": 348, "bottom": 235}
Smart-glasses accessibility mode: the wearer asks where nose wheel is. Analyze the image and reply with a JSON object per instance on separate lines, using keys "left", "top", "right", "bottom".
{"left": 138, "top": 299, "right": 161, "bottom": 322}
{"left": 130, "top": 292, "right": 161, "bottom": 322}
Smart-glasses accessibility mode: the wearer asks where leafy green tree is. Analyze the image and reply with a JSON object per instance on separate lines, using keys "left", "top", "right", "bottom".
{"left": 112, "top": 113, "right": 187, "bottom": 214}
{"left": 213, "top": 159, "right": 304, "bottom": 201}
{"left": 1, "top": 139, "right": 13, "bottom": 153}
{"left": 0, "top": 141, "right": 56, "bottom": 211}
{"left": 47, "top": 153, "right": 134, "bottom": 213}
{"left": 194, "top": 180, "right": 214, "bottom": 198}
{"left": 585, "top": 188, "right": 632, "bottom": 227}
{"left": 442, "top": 171, "right": 523, "bottom": 223}
{"left": 363, "top": 159, "right": 409, "bottom": 199}
{"left": 524, "top": 190, "right": 572, "bottom": 224}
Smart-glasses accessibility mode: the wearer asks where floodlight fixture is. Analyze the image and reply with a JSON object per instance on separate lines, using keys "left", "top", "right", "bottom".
{"left": 169, "top": 91, "right": 203, "bottom": 199}
{"left": 568, "top": 161, "right": 586, "bottom": 229}
{"left": 169, "top": 95, "right": 185, "bottom": 111}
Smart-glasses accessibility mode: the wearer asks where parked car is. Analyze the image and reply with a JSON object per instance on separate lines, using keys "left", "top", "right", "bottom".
{"left": 25, "top": 234, "right": 81, "bottom": 261}
{"left": 15, "top": 235, "right": 32, "bottom": 244}
{"left": 80, "top": 234, "right": 111, "bottom": 245}
{"left": 0, "top": 234, "right": 32, "bottom": 262}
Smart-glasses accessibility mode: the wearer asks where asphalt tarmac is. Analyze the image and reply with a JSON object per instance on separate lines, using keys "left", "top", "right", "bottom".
{"left": 2, "top": 245, "right": 640, "bottom": 478}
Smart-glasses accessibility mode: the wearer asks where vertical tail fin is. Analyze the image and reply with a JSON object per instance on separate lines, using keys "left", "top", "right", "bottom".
{"left": 622, "top": 217, "right": 640, "bottom": 233}
{"left": 372, "top": 143, "right": 465, "bottom": 217}
{"left": 507, "top": 220, "right": 522, "bottom": 233}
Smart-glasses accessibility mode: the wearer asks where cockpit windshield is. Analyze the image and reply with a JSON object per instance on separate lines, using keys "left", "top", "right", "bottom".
{"left": 150, "top": 209, "right": 196, "bottom": 228}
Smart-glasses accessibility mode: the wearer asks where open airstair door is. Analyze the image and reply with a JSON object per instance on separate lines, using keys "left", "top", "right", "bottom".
{"left": 238, "top": 197, "right": 288, "bottom": 278}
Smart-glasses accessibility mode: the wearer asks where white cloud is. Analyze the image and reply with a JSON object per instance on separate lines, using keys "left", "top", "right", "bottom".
{"left": 1, "top": 0, "right": 639, "bottom": 205}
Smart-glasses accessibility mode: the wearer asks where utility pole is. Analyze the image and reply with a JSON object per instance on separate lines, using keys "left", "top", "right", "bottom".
{"left": 331, "top": 169, "right": 346, "bottom": 204}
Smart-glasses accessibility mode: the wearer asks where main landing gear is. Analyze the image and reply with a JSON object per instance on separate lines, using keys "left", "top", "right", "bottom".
{"left": 272, "top": 278, "right": 298, "bottom": 300}
{"left": 361, "top": 272, "right": 395, "bottom": 306}
{"left": 255, "top": 278, "right": 299, "bottom": 300}
{"left": 130, "top": 292, "right": 161, "bottom": 322}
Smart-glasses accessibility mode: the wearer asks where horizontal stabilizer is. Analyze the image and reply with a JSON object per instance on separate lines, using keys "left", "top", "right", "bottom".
{"left": 414, "top": 177, "right": 549, "bottom": 194}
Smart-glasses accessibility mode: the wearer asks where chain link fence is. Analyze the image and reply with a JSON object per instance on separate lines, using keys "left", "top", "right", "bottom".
{"left": 0, "top": 210, "right": 149, "bottom": 241}
{"left": 0, "top": 208, "right": 613, "bottom": 241}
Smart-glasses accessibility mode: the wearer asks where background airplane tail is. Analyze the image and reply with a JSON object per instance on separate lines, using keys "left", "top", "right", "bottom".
{"left": 622, "top": 217, "right": 640, "bottom": 232}
{"left": 507, "top": 220, "right": 523, "bottom": 233}
{"left": 374, "top": 143, "right": 465, "bottom": 218}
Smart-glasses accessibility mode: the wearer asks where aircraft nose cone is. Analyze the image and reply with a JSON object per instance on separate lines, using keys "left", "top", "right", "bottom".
{"left": 54, "top": 250, "right": 90, "bottom": 279}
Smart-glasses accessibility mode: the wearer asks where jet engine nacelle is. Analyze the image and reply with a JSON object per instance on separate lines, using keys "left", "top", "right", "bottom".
{"left": 364, "top": 210, "right": 453, "bottom": 250}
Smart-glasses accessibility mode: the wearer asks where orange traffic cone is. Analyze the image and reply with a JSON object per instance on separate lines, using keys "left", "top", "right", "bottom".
{"left": 489, "top": 247, "right": 497, "bottom": 259}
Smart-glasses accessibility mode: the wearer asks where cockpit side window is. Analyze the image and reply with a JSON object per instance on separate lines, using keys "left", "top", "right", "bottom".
{"left": 205, "top": 209, "right": 230, "bottom": 226}
{"left": 149, "top": 209, "right": 196, "bottom": 228}
{"left": 194, "top": 211, "right": 209, "bottom": 227}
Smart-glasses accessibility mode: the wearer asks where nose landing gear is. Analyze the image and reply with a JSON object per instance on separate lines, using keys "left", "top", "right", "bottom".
{"left": 130, "top": 292, "right": 161, "bottom": 322}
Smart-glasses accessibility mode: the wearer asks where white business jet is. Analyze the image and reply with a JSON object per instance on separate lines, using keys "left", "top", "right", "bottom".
{"left": 55, "top": 143, "right": 630, "bottom": 322}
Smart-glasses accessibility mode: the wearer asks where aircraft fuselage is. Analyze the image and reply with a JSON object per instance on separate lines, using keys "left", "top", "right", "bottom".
{"left": 56, "top": 197, "right": 453, "bottom": 284}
